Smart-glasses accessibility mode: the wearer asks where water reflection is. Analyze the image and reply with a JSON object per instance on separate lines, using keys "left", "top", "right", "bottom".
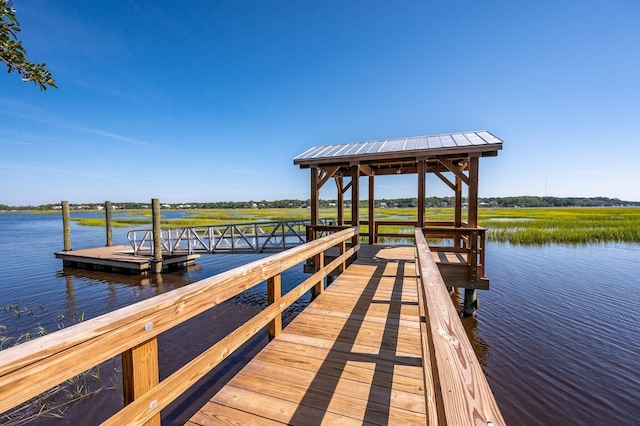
{"left": 449, "top": 287, "right": 491, "bottom": 367}
{"left": 64, "top": 275, "right": 78, "bottom": 323}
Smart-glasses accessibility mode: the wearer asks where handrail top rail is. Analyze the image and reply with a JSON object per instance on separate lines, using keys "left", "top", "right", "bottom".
{"left": 420, "top": 225, "right": 487, "bottom": 232}
{"left": 414, "top": 228, "right": 503, "bottom": 425}
{"left": 0, "top": 227, "right": 358, "bottom": 380}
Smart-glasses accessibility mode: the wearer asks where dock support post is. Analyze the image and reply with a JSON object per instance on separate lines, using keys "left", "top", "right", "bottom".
{"left": 463, "top": 157, "right": 480, "bottom": 316}
{"left": 152, "top": 199, "right": 163, "bottom": 273}
{"left": 105, "top": 201, "right": 113, "bottom": 247}
{"left": 463, "top": 289, "right": 478, "bottom": 317}
{"left": 62, "top": 200, "right": 71, "bottom": 251}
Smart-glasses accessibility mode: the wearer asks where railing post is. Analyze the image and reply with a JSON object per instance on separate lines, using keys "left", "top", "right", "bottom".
{"left": 267, "top": 274, "right": 282, "bottom": 339}
{"left": 254, "top": 223, "right": 259, "bottom": 253}
{"left": 105, "top": 201, "right": 113, "bottom": 247}
{"left": 61, "top": 200, "right": 71, "bottom": 251}
{"left": 282, "top": 222, "right": 286, "bottom": 248}
{"left": 152, "top": 199, "right": 163, "bottom": 273}
{"left": 311, "top": 252, "right": 325, "bottom": 299}
{"left": 231, "top": 226, "right": 235, "bottom": 253}
{"left": 463, "top": 229, "right": 479, "bottom": 316}
{"left": 469, "top": 230, "right": 478, "bottom": 283}
{"left": 480, "top": 230, "right": 486, "bottom": 277}
{"left": 122, "top": 337, "right": 160, "bottom": 426}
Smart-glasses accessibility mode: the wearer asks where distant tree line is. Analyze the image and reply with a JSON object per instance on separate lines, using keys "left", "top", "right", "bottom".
{"left": 1, "top": 196, "right": 639, "bottom": 212}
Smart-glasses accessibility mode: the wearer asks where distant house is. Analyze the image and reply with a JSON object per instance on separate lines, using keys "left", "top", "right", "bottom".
{"left": 380, "top": 202, "right": 387, "bottom": 209}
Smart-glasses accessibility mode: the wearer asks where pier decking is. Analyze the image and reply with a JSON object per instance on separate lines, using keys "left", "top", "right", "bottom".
{"left": 187, "top": 245, "right": 425, "bottom": 425}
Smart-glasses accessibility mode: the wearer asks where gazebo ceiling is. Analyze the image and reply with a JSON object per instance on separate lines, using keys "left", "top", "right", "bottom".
{"left": 293, "top": 130, "right": 502, "bottom": 175}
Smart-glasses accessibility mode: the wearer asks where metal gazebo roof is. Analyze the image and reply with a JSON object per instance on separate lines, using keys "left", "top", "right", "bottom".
{"left": 293, "top": 130, "right": 502, "bottom": 169}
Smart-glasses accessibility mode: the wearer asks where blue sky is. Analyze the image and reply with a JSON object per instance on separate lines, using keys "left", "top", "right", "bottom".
{"left": 2, "top": 0, "right": 639, "bottom": 205}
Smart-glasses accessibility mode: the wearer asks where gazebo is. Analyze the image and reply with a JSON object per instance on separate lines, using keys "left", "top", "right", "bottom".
{"left": 293, "top": 130, "right": 503, "bottom": 315}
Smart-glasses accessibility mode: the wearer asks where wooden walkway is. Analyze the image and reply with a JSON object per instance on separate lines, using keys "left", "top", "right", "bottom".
{"left": 187, "top": 245, "right": 427, "bottom": 425}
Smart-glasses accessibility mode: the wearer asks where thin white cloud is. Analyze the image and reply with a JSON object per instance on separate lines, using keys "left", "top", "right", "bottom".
{"left": 0, "top": 104, "right": 162, "bottom": 148}
{"left": 0, "top": 138, "right": 37, "bottom": 146}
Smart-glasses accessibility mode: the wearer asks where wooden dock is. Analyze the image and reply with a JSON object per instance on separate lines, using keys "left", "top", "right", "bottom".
{"left": 54, "top": 245, "right": 200, "bottom": 273}
{"left": 2, "top": 227, "right": 503, "bottom": 425}
{"left": 187, "top": 245, "right": 425, "bottom": 425}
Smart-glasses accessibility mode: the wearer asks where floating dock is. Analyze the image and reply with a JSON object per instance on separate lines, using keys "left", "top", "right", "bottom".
{"left": 54, "top": 245, "right": 200, "bottom": 273}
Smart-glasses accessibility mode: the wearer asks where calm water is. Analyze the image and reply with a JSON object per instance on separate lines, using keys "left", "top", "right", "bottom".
{"left": 0, "top": 212, "right": 639, "bottom": 425}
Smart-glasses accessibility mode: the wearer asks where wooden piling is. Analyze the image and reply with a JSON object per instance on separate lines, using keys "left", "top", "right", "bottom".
{"left": 105, "top": 201, "right": 113, "bottom": 247}
{"left": 62, "top": 201, "right": 71, "bottom": 251}
{"left": 151, "top": 199, "right": 162, "bottom": 273}
{"left": 463, "top": 156, "right": 480, "bottom": 316}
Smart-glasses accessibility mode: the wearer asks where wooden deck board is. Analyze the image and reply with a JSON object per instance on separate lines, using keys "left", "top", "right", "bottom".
{"left": 188, "top": 244, "right": 428, "bottom": 425}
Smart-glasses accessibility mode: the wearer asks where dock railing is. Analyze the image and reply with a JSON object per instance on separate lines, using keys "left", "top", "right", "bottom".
{"left": 305, "top": 224, "right": 356, "bottom": 275}
{"left": 127, "top": 219, "right": 332, "bottom": 256}
{"left": 414, "top": 228, "right": 504, "bottom": 425}
{"left": 0, "top": 227, "right": 359, "bottom": 425}
{"left": 420, "top": 225, "right": 486, "bottom": 284}
{"left": 352, "top": 220, "right": 487, "bottom": 284}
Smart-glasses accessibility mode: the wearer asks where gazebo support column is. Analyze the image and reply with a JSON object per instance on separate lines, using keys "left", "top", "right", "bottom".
{"left": 368, "top": 174, "right": 375, "bottom": 244}
{"left": 417, "top": 159, "right": 426, "bottom": 227}
{"left": 310, "top": 167, "right": 319, "bottom": 228}
{"left": 351, "top": 166, "right": 360, "bottom": 230}
{"left": 335, "top": 176, "right": 344, "bottom": 226}
{"left": 463, "top": 156, "right": 480, "bottom": 316}
{"left": 455, "top": 175, "right": 463, "bottom": 248}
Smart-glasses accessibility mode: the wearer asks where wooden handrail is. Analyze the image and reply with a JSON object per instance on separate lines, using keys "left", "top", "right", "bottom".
{"left": 0, "top": 227, "right": 359, "bottom": 424}
{"left": 415, "top": 229, "right": 504, "bottom": 425}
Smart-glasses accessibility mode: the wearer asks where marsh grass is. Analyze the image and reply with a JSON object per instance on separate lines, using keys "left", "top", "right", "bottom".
{"left": 71, "top": 207, "right": 640, "bottom": 244}
{"left": 481, "top": 207, "right": 640, "bottom": 244}
{"left": 0, "top": 305, "right": 117, "bottom": 424}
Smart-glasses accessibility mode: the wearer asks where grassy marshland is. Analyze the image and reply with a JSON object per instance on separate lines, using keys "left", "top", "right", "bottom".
{"left": 480, "top": 207, "right": 640, "bottom": 244}
{"left": 72, "top": 207, "right": 640, "bottom": 245}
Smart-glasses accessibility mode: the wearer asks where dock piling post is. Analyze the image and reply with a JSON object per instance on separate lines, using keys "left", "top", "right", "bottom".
{"left": 152, "top": 199, "right": 163, "bottom": 273}
{"left": 105, "top": 201, "right": 113, "bottom": 247}
{"left": 463, "top": 289, "right": 478, "bottom": 317}
{"left": 62, "top": 201, "right": 71, "bottom": 251}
